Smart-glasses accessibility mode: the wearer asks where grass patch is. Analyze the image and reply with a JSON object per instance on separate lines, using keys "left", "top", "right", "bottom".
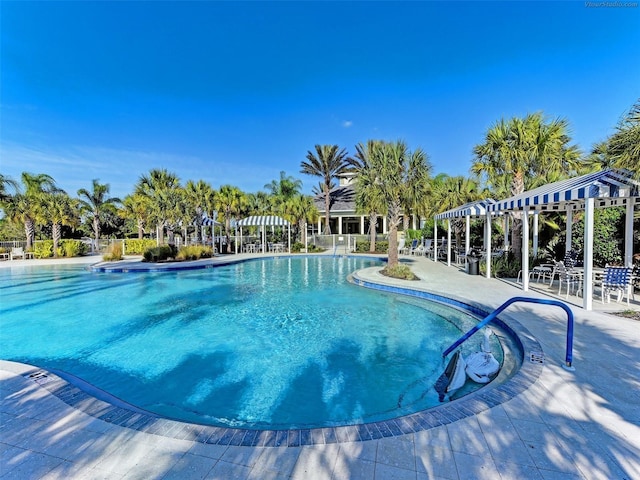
{"left": 380, "top": 264, "right": 419, "bottom": 281}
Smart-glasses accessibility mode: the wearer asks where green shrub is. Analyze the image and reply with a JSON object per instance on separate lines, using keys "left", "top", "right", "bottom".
{"left": 142, "top": 245, "right": 177, "bottom": 262}
{"left": 291, "top": 242, "right": 304, "bottom": 253}
{"left": 103, "top": 242, "right": 124, "bottom": 261}
{"left": 355, "top": 240, "right": 389, "bottom": 254}
{"left": 33, "top": 241, "right": 54, "bottom": 259}
{"left": 125, "top": 239, "right": 157, "bottom": 255}
{"left": 380, "top": 264, "right": 419, "bottom": 280}
{"left": 175, "top": 245, "right": 213, "bottom": 260}
{"left": 60, "top": 240, "right": 87, "bottom": 257}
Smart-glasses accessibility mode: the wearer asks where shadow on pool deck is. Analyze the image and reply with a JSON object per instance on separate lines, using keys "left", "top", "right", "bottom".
{"left": 1, "top": 255, "right": 639, "bottom": 479}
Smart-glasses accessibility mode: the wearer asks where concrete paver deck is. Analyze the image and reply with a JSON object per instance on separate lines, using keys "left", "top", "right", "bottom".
{"left": 1, "top": 254, "right": 639, "bottom": 479}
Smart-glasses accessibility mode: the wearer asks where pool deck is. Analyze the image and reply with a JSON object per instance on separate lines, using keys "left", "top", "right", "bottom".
{"left": 1, "top": 254, "right": 639, "bottom": 479}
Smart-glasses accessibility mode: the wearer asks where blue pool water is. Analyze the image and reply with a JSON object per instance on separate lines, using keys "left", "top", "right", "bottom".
{"left": 0, "top": 256, "right": 500, "bottom": 429}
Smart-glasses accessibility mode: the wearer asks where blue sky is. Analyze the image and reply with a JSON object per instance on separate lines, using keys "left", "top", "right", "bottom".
{"left": 2, "top": 1, "right": 639, "bottom": 199}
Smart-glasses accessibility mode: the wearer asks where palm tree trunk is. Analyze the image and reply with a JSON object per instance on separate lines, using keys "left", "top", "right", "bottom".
{"left": 368, "top": 212, "right": 377, "bottom": 252}
{"left": 386, "top": 201, "right": 403, "bottom": 268}
{"left": 24, "top": 218, "right": 35, "bottom": 251}
{"left": 510, "top": 171, "right": 525, "bottom": 261}
{"left": 137, "top": 219, "right": 144, "bottom": 239}
{"left": 52, "top": 223, "right": 61, "bottom": 258}
{"left": 93, "top": 216, "right": 100, "bottom": 243}
{"left": 324, "top": 186, "right": 331, "bottom": 234}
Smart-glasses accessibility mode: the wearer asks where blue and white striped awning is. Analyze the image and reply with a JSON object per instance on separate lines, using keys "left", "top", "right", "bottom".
{"left": 434, "top": 199, "right": 496, "bottom": 220}
{"left": 489, "top": 168, "right": 640, "bottom": 213}
{"left": 200, "top": 214, "right": 222, "bottom": 226}
{"left": 237, "top": 215, "right": 290, "bottom": 227}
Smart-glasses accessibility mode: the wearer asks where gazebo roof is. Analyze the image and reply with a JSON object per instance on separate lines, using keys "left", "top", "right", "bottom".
{"left": 489, "top": 168, "right": 640, "bottom": 213}
{"left": 237, "top": 215, "right": 290, "bottom": 227}
{"left": 434, "top": 199, "right": 496, "bottom": 220}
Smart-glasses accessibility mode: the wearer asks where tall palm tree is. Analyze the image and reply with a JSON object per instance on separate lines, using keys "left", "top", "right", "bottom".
{"left": 38, "top": 192, "right": 78, "bottom": 257}
{"left": 352, "top": 140, "right": 387, "bottom": 252}
{"left": 77, "top": 179, "right": 121, "bottom": 245}
{"left": 366, "top": 140, "right": 432, "bottom": 269}
{"left": 471, "top": 112, "right": 581, "bottom": 256}
{"left": 135, "top": 169, "right": 181, "bottom": 244}
{"left": 300, "top": 144, "right": 350, "bottom": 234}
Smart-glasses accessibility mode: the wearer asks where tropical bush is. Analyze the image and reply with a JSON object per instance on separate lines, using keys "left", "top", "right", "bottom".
{"left": 103, "top": 242, "right": 124, "bottom": 261}
{"left": 175, "top": 245, "right": 213, "bottom": 260}
{"left": 125, "top": 239, "right": 157, "bottom": 255}
{"left": 354, "top": 240, "right": 389, "bottom": 254}
{"left": 142, "top": 245, "right": 177, "bottom": 262}
{"left": 33, "top": 241, "right": 53, "bottom": 259}
{"left": 380, "top": 264, "right": 419, "bottom": 280}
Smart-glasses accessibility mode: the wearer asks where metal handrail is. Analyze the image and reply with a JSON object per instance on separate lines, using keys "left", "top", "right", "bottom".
{"left": 442, "top": 296, "right": 575, "bottom": 371}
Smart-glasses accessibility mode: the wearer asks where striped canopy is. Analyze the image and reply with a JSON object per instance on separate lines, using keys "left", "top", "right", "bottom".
{"left": 489, "top": 169, "right": 640, "bottom": 213}
{"left": 237, "top": 215, "right": 290, "bottom": 227}
{"left": 200, "top": 214, "right": 222, "bottom": 226}
{"left": 435, "top": 199, "right": 496, "bottom": 220}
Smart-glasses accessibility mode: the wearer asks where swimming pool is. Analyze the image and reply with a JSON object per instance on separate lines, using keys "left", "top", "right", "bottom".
{"left": 0, "top": 256, "right": 502, "bottom": 430}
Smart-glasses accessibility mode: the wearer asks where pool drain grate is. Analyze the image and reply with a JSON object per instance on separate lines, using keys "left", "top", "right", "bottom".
{"left": 25, "top": 370, "right": 54, "bottom": 385}
{"left": 529, "top": 351, "right": 545, "bottom": 364}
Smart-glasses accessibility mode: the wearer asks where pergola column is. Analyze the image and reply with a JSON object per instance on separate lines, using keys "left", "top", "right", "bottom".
{"left": 522, "top": 209, "right": 530, "bottom": 291}
{"left": 533, "top": 211, "right": 539, "bottom": 257}
{"left": 485, "top": 210, "right": 491, "bottom": 279}
{"left": 337, "top": 216, "right": 343, "bottom": 235}
{"left": 625, "top": 200, "right": 634, "bottom": 267}
{"left": 566, "top": 209, "right": 573, "bottom": 253}
{"left": 465, "top": 215, "right": 470, "bottom": 257}
{"left": 382, "top": 216, "right": 387, "bottom": 234}
{"left": 361, "top": 216, "right": 365, "bottom": 236}
{"left": 433, "top": 220, "right": 438, "bottom": 262}
{"left": 583, "top": 198, "right": 594, "bottom": 310}
{"left": 447, "top": 219, "right": 452, "bottom": 266}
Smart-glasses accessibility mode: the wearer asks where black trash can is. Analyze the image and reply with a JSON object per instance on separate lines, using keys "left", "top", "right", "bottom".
{"left": 467, "top": 249, "right": 481, "bottom": 275}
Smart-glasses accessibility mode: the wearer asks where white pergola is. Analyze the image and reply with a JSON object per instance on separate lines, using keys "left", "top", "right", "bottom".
{"left": 236, "top": 215, "right": 291, "bottom": 254}
{"left": 434, "top": 199, "right": 497, "bottom": 275}
{"left": 488, "top": 168, "right": 639, "bottom": 310}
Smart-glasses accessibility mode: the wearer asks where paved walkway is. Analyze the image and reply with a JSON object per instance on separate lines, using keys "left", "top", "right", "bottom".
{"left": 1, "top": 254, "right": 639, "bottom": 479}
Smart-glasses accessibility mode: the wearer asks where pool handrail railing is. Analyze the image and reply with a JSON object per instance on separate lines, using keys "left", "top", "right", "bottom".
{"left": 442, "top": 296, "right": 575, "bottom": 371}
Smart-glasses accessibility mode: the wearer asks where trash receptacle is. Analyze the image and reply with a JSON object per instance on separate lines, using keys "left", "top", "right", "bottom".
{"left": 468, "top": 258, "right": 479, "bottom": 275}
{"left": 467, "top": 249, "right": 481, "bottom": 275}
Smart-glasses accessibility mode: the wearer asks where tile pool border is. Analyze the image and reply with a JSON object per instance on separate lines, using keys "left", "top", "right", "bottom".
{"left": 14, "top": 256, "right": 543, "bottom": 446}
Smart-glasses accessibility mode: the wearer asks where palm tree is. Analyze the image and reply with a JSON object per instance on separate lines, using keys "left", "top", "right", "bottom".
{"left": 281, "top": 194, "right": 318, "bottom": 245}
{"left": 264, "top": 171, "right": 303, "bottom": 201}
{"left": 184, "top": 180, "right": 216, "bottom": 243}
{"left": 0, "top": 174, "right": 18, "bottom": 203}
{"left": 366, "top": 140, "right": 432, "bottom": 269}
{"left": 430, "top": 174, "right": 483, "bottom": 247}
{"left": 214, "top": 185, "right": 246, "bottom": 241}
{"left": 77, "top": 179, "right": 121, "bottom": 246}
{"left": 135, "top": 169, "right": 182, "bottom": 245}
{"left": 300, "top": 144, "right": 350, "bottom": 234}
{"left": 39, "top": 192, "right": 78, "bottom": 257}
{"left": 120, "top": 193, "right": 151, "bottom": 239}
{"left": 246, "top": 191, "right": 272, "bottom": 216}
{"left": 14, "top": 173, "right": 59, "bottom": 250}
{"left": 596, "top": 99, "right": 640, "bottom": 178}
{"left": 352, "top": 140, "right": 387, "bottom": 252}
{"left": 471, "top": 113, "right": 581, "bottom": 257}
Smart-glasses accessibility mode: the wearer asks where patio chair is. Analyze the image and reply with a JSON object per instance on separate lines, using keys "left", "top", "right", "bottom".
{"left": 557, "top": 262, "right": 582, "bottom": 299}
{"left": 423, "top": 239, "right": 434, "bottom": 259}
{"left": 410, "top": 240, "right": 425, "bottom": 256}
{"left": 398, "top": 238, "right": 407, "bottom": 255}
{"left": 600, "top": 266, "right": 633, "bottom": 306}
{"left": 10, "top": 247, "right": 33, "bottom": 260}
